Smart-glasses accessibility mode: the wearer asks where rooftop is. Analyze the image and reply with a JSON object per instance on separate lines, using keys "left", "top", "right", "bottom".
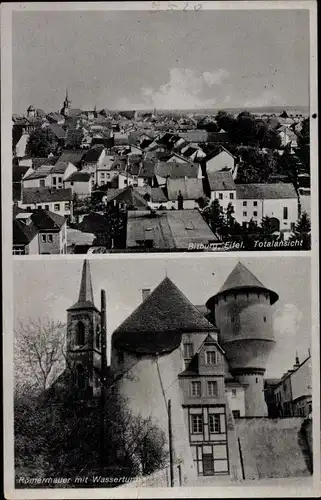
{"left": 65, "top": 171, "right": 92, "bottom": 182}
{"left": 126, "top": 209, "right": 219, "bottom": 249}
{"left": 166, "top": 178, "right": 204, "bottom": 201}
{"left": 22, "top": 187, "right": 73, "bottom": 204}
{"left": 155, "top": 161, "right": 199, "bottom": 179}
{"left": 236, "top": 183, "right": 297, "bottom": 200}
{"left": 208, "top": 171, "right": 236, "bottom": 191}
{"left": 112, "top": 276, "right": 214, "bottom": 354}
{"left": 206, "top": 262, "right": 279, "bottom": 308}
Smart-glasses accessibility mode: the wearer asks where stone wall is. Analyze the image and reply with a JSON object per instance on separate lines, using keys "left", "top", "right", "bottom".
{"left": 234, "top": 417, "right": 312, "bottom": 479}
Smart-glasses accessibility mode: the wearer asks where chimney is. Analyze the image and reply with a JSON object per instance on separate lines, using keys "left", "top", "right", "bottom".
{"left": 142, "top": 288, "right": 150, "bottom": 302}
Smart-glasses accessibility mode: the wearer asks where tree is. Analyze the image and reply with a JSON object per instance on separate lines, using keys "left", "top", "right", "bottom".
{"left": 26, "top": 128, "right": 59, "bottom": 157}
{"left": 296, "top": 118, "right": 310, "bottom": 172}
{"left": 215, "top": 110, "right": 236, "bottom": 135}
{"left": 289, "top": 212, "right": 311, "bottom": 250}
{"left": 278, "top": 146, "right": 302, "bottom": 216}
{"left": 14, "top": 317, "right": 66, "bottom": 395}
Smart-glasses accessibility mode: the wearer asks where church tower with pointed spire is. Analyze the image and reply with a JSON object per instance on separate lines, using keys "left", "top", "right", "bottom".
{"left": 66, "top": 260, "right": 102, "bottom": 396}
{"left": 61, "top": 88, "right": 71, "bottom": 118}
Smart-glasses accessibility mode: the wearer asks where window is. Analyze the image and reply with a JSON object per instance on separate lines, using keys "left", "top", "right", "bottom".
{"left": 253, "top": 201, "right": 258, "bottom": 207}
{"left": 243, "top": 211, "right": 247, "bottom": 217}
{"left": 95, "top": 325, "right": 100, "bottom": 349}
{"left": 47, "top": 234, "right": 53, "bottom": 243}
{"left": 76, "top": 364, "right": 86, "bottom": 390}
{"left": 191, "top": 414, "right": 203, "bottom": 434}
{"left": 209, "top": 414, "right": 221, "bottom": 433}
{"left": 191, "top": 381, "right": 201, "bottom": 397}
{"left": 52, "top": 177, "right": 57, "bottom": 185}
{"left": 65, "top": 202, "right": 70, "bottom": 210}
{"left": 242, "top": 222, "right": 248, "bottom": 228}
{"left": 58, "top": 177, "right": 63, "bottom": 183}
{"left": 230, "top": 193, "right": 234, "bottom": 199}
{"left": 263, "top": 316, "right": 267, "bottom": 322}
{"left": 243, "top": 201, "right": 247, "bottom": 207}
{"left": 183, "top": 343, "right": 193, "bottom": 359}
{"left": 45, "top": 205, "right": 49, "bottom": 210}
{"left": 54, "top": 203, "right": 60, "bottom": 211}
{"left": 124, "top": 179, "right": 128, "bottom": 185}
{"left": 100, "top": 173, "right": 105, "bottom": 178}
{"left": 232, "top": 389, "right": 237, "bottom": 397}
{"left": 232, "top": 410, "right": 240, "bottom": 418}
{"left": 206, "top": 350, "right": 217, "bottom": 365}
{"left": 70, "top": 181, "right": 74, "bottom": 186}
{"left": 253, "top": 211, "right": 258, "bottom": 217}
{"left": 40, "top": 179, "right": 45, "bottom": 187}
{"left": 41, "top": 234, "right": 46, "bottom": 242}
{"left": 207, "top": 380, "right": 218, "bottom": 397}
{"left": 218, "top": 193, "right": 223, "bottom": 200}
{"left": 283, "top": 207, "right": 288, "bottom": 220}
{"left": 76, "top": 321, "right": 85, "bottom": 345}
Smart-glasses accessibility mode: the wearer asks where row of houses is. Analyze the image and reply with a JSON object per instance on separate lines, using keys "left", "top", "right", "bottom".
{"left": 264, "top": 353, "right": 312, "bottom": 418}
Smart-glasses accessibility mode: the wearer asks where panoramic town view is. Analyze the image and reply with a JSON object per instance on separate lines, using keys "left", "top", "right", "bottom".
{"left": 12, "top": 8, "right": 311, "bottom": 254}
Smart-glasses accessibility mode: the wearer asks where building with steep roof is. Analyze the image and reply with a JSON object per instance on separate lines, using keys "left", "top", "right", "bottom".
{"left": 52, "top": 259, "right": 284, "bottom": 480}
{"left": 12, "top": 208, "right": 67, "bottom": 254}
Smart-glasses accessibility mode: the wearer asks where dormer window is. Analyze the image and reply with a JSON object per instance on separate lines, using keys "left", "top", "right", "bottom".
{"left": 183, "top": 343, "right": 193, "bottom": 359}
{"left": 206, "top": 350, "right": 217, "bottom": 365}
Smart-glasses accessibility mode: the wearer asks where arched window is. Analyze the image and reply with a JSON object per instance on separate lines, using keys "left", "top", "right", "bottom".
{"left": 76, "top": 321, "right": 85, "bottom": 345}
{"left": 95, "top": 324, "right": 100, "bottom": 349}
{"left": 76, "top": 364, "right": 86, "bottom": 390}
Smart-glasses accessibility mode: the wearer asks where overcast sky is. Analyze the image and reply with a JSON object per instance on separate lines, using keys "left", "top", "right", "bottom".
{"left": 12, "top": 8, "right": 309, "bottom": 113}
{"left": 13, "top": 255, "right": 311, "bottom": 378}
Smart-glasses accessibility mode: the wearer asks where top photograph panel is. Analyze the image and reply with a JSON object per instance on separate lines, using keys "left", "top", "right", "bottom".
{"left": 12, "top": 7, "right": 311, "bottom": 254}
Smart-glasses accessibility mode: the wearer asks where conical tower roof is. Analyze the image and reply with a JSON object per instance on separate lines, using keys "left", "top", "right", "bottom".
{"left": 68, "top": 260, "right": 99, "bottom": 311}
{"left": 206, "top": 262, "right": 278, "bottom": 308}
{"left": 112, "top": 276, "right": 215, "bottom": 354}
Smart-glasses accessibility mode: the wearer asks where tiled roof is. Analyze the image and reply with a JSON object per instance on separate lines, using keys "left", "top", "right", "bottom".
{"left": 13, "top": 218, "right": 38, "bottom": 245}
{"left": 112, "top": 277, "right": 213, "bottom": 354}
{"left": 206, "top": 262, "right": 279, "bottom": 307}
{"left": 31, "top": 156, "right": 59, "bottom": 170}
{"left": 208, "top": 171, "right": 236, "bottom": 191}
{"left": 126, "top": 209, "right": 220, "bottom": 249}
{"left": 58, "top": 149, "right": 84, "bottom": 166}
{"left": 22, "top": 187, "right": 73, "bottom": 204}
{"left": 82, "top": 146, "right": 105, "bottom": 163}
{"left": 155, "top": 161, "right": 199, "bottom": 179}
{"left": 136, "top": 187, "right": 168, "bottom": 203}
{"left": 48, "top": 124, "right": 66, "bottom": 140}
{"left": 51, "top": 161, "right": 70, "bottom": 174}
{"left": 166, "top": 178, "right": 204, "bottom": 201}
{"left": 139, "top": 161, "right": 156, "bottom": 178}
{"left": 107, "top": 186, "right": 149, "bottom": 209}
{"left": 24, "top": 164, "right": 53, "bottom": 180}
{"left": 65, "top": 171, "right": 92, "bottom": 182}
{"left": 236, "top": 183, "right": 297, "bottom": 200}
{"left": 29, "top": 209, "right": 66, "bottom": 230}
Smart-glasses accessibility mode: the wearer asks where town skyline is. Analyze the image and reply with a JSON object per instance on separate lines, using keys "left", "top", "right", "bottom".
{"left": 13, "top": 256, "right": 311, "bottom": 379}
{"left": 13, "top": 9, "right": 309, "bottom": 114}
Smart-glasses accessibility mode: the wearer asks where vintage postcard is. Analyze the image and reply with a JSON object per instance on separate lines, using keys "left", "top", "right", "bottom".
{"left": 1, "top": 1, "right": 319, "bottom": 499}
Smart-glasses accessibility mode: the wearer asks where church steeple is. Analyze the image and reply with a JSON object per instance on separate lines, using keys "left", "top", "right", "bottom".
{"left": 61, "top": 88, "right": 71, "bottom": 117}
{"left": 66, "top": 260, "right": 102, "bottom": 397}
{"left": 68, "top": 260, "right": 98, "bottom": 311}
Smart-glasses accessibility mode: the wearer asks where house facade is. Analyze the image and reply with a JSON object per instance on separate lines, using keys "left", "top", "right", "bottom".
{"left": 234, "top": 184, "right": 298, "bottom": 232}
{"left": 20, "top": 187, "right": 73, "bottom": 221}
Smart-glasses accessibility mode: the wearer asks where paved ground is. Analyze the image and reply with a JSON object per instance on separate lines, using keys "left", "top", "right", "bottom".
{"left": 186, "top": 474, "right": 314, "bottom": 487}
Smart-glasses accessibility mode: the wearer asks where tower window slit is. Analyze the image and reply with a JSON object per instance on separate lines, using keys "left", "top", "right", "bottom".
{"left": 76, "top": 321, "right": 85, "bottom": 345}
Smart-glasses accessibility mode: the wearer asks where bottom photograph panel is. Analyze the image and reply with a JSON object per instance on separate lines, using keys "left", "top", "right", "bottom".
{"left": 13, "top": 255, "right": 312, "bottom": 488}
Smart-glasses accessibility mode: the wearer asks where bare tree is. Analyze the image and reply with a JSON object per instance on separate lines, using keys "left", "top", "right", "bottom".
{"left": 14, "top": 317, "right": 66, "bottom": 395}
